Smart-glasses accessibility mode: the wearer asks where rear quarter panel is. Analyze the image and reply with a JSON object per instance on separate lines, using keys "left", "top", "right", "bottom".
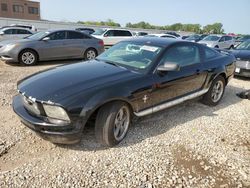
{"left": 203, "top": 52, "right": 236, "bottom": 88}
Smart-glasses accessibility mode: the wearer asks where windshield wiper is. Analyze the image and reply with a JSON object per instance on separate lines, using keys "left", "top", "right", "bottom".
{"left": 96, "top": 58, "right": 119, "bottom": 67}
{"left": 96, "top": 58, "right": 130, "bottom": 71}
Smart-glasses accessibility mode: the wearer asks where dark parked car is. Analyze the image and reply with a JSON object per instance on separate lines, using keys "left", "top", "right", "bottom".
{"left": 13, "top": 38, "right": 235, "bottom": 146}
{"left": 185, "top": 34, "right": 208, "bottom": 42}
{"left": 182, "top": 35, "right": 190, "bottom": 40}
{"left": 75, "top": 28, "right": 95, "bottom": 35}
{"left": 165, "top": 31, "right": 181, "bottom": 38}
{"left": 0, "top": 29, "right": 104, "bottom": 65}
{"left": 234, "top": 35, "right": 250, "bottom": 47}
{"left": 231, "top": 39, "right": 250, "bottom": 77}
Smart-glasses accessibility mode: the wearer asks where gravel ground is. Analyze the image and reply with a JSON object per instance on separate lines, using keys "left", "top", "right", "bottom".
{"left": 0, "top": 60, "right": 249, "bottom": 188}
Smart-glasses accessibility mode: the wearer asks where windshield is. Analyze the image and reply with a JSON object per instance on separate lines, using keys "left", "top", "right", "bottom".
{"left": 236, "top": 40, "right": 250, "bottom": 50}
{"left": 186, "top": 35, "right": 200, "bottom": 40}
{"left": 26, "top": 31, "right": 50, "bottom": 40}
{"left": 202, "top": 35, "right": 220, "bottom": 41}
{"left": 92, "top": 29, "right": 107, "bottom": 36}
{"left": 97, "top": 41, "right": 163, "bottom": 73}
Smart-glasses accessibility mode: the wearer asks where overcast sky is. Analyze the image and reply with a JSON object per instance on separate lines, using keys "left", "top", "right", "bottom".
{"left": 37, "top": 0, "right": 250, "bottom": 34}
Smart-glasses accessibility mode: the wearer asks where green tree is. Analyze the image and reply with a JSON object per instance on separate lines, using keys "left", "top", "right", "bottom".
{"left": 78, "top": 19, "right": 121, "bottom": 27}
{"left": 203, "top": 23, "right": 224, "bottom": 34}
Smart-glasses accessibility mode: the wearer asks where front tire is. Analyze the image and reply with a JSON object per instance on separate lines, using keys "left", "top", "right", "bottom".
{"left": 202, "top": 75, "right": 226, "bottom": 106}
{"left": 19, "top": 49, "right": 38, "bottom": 66}
{"left": 95, "top": 102, "right": 131, "bottom": 147}
{"left": 84, "top": 48, "right": 97, "bottom": 60}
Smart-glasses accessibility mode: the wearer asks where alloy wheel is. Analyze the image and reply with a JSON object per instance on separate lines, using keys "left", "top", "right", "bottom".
{"left": 211, "top": 80, "right": 224, "bottom": 103}
{"left": 86, "top": 50, "right": 96, "bottom": 60}
{"left": 22, "top": 52, "right": 35, "bottom": 65}
{"left": 114, "top": 106, "right": 130, "bottom": 141}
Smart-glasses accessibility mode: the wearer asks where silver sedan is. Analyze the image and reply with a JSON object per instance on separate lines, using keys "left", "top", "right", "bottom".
{"left": 0, "top": 29, "right": 104, "bottom": 66}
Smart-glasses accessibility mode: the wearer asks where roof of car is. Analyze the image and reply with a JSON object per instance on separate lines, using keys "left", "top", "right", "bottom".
{"left": 125, "top": 37, "right": 185, "bottom": 47}
{"left": 0, "top": 27, "right": 32, "bottom": 30}
{"left": 45, "top": 29, "right": 84, "bottom": 33}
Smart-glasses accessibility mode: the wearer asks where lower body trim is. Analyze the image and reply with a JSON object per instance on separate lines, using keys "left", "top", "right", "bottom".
{"left": 134, "top": 89, "right": 209, "bottom": 117}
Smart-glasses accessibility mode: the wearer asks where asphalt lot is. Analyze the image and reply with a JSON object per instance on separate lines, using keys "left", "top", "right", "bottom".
{"left": 0, "top": 60, "right": 250, "bottom": 187}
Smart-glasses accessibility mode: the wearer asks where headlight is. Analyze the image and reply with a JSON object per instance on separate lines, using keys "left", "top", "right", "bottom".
{"left": 43, "top": 104, "right": 70, "bottom": 122}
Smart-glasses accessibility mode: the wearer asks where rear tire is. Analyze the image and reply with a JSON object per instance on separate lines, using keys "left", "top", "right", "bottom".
{"left": 95, "top": 102, "right": 131, "bottom": 147}
{"left": 201, "top": 75, "right": 226, "bottom": 106}
{"left": 84, "top": 48, "right": 97, "bottom": 60}
{"left": 19, "top": 49, "right": 38, "bottom": 66}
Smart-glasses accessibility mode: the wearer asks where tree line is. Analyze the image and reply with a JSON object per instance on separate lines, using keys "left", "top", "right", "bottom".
{"left": 78, "top": 19, "right": 225, "bottom": 34}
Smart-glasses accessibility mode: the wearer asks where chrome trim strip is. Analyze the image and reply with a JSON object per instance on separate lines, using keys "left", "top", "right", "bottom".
{"left": 134, "top": 89, "right": 209, "bottom": 117}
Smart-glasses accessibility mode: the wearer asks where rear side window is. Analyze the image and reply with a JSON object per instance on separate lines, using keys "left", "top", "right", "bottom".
{"left": 67, "top": 31, "right": 90, "bottom": 39}
{"left": 105, "top": 30, "right": 132, "bottom": 37}
{"left": 204, "top": 47, "right": 218, "bottom": 60}
{"left": 114, "top": 30, "right": 132, "bottom": 37}
{"left": 17, "top": 29, "right": 32, "bottom": 34}
{"left": 161, "top": 44, "right": 201, "bottom": 67}
{"left": 48, "top": 31, "right": 66, "bottom": 40}
{"left": 4, "top": 29, "right": 13, "bottom": 34}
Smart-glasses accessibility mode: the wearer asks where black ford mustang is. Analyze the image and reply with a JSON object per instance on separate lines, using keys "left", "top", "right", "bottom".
{"left": 13, "top": 38, "right": 236, "bottom": 147}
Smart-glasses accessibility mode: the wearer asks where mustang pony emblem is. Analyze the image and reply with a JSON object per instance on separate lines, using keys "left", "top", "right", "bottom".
{"left": 143, "top": 95, "right": 149, "bottom": 103}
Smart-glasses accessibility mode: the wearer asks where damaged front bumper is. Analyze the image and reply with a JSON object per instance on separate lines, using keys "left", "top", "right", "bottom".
{"left": 12, "top": 95, "right": 86, "bottom": 144}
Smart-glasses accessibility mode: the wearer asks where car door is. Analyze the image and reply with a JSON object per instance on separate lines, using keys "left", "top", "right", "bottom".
{"left": 151, "top": 43, "right": 207, "bottom": 109}
{"left": 225, "top": 36, "right": 234, "bottom": 49}
{"left": 38, "top": 31, "right": 68, "bottom": 60}
{"left": 64, "top": 31, "right": 92, "bottom": 58}
{"left": 218, "top": 36, "right": 226, "bottom": 49}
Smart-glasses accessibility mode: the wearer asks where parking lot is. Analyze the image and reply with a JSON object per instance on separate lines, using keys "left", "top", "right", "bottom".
{"left": 0, "top": 60, "right": 249, "bottom": 187}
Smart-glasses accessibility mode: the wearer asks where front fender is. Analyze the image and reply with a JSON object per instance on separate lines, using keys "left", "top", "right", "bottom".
{"left": 79, "top": 87, "right": 135, "bottom": 119}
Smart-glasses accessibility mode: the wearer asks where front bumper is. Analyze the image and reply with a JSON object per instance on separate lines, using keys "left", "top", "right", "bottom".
{"left": 235, "top": 61, "right": 250, "bottom": 77}
{"left": 13, "top": 95, "right": 86, "bottom": 144}
{"left": 0, "top": 50, "right": 18, "bottom": 62}
{"left": 235, "top": 68, "right": 250, "bottom": 77}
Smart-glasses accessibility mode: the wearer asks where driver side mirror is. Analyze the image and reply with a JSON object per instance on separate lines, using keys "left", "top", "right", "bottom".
{"left": 157, "top": 62, "right": 180, "bottom": 72}
{"left": 42, "top": 37, "right": 50, "bottom": 41}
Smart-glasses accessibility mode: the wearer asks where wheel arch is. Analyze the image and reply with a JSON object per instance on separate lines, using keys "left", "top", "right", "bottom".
{"left": 80, "top": 97, "right": 135, "bottom": 126}
{"left": 84, "top": 47, "right": 98, "bottom": 56}
{"left": 18, "top": 48, "right": 40, "bottom": 61}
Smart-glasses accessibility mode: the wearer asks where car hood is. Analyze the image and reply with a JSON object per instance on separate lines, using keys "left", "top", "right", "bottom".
{"left": 231, "top": 50, "right": 250, "bottom": 60}
{"left": 18, "top": 60, "right": 140, "bottom": 103}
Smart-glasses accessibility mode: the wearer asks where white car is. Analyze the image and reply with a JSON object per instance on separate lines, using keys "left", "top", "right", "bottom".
{"left": 92, "top": 28, "right": 133, "bottom": 47}
{"left": 0, "top": 27, "right": 34, "bottom": 42}
{"left": 145, "top": 33, "right": 178, "bottom": 39}
{"left": 198, "top": 35, "right": 235, "bottom": 49}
